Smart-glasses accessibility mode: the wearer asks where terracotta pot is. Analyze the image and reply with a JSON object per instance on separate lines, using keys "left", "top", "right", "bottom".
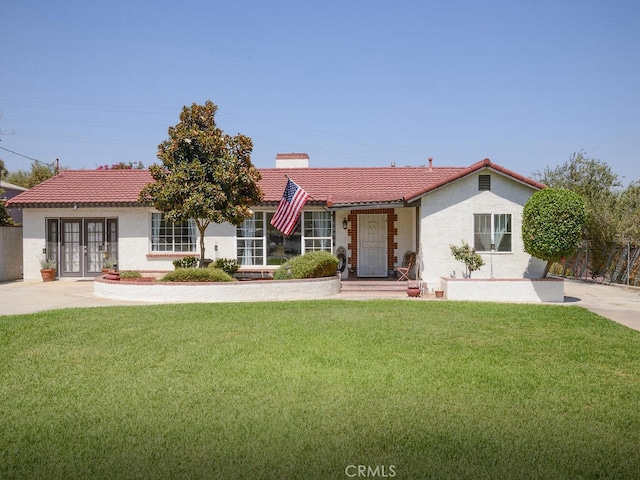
{"left": 435, "top": 290, "right": 444, "bottom": 298}
{"left": 407, "top": 286, "right": 421, "bottom": 297}
{"left": 40, "top": 269, "right": 56, "bottom": 282}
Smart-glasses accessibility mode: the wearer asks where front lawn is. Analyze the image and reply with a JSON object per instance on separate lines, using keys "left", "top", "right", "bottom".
{"left": 1, "top": 301, "right": 639, "bottom": 479}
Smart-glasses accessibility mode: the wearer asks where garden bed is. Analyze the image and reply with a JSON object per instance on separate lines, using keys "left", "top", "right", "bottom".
{"left": 94, "top": 274, "right": 341, "bottom": 303}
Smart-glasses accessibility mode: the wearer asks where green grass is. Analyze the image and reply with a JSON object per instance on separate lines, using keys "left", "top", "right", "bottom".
{"left": 1, "top": 301, "right": 639, "bottom": 479}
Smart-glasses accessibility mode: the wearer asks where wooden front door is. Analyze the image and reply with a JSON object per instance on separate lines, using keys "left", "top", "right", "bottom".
{"left": 357, "top": 214, "right": 387, "bottom": 277}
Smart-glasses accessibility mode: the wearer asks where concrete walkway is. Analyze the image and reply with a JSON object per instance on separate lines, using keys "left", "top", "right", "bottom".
{"left": 0, "top": 278, "right": 638, "bottom": 332}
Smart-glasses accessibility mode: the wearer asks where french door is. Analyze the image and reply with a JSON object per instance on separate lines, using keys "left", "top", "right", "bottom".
{"left": 47, "top": 218, "right": 118, "bottom": 277}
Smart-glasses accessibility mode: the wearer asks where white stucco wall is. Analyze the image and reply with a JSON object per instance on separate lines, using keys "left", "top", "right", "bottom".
{"left": 21, "top": 207, "right": 239, "bottom": 280}
{"left": 419, "top": 171, "right": 546, "bottom": 289}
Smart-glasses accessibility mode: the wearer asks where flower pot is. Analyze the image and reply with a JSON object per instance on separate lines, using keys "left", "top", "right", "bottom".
{"left": 407, "top": 286, "right": 421, "bottom": 297}
{"left": 40, "top": 268, "right": 56, "bottom": 282}
{"left": 435, "top": 290, "right": 444, "bottom": 298}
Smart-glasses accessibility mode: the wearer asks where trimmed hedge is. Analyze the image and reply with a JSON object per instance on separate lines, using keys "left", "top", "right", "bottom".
{"left": 161, "top": 268, "right": 235, "bottom": 283}
{"left": 273, "top": 251, "right": 339, "bottom": 280}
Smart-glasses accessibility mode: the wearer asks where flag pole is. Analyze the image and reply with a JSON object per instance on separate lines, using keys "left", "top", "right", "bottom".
{"left": 283, "top": 174, "right": 331, "bottom": 215}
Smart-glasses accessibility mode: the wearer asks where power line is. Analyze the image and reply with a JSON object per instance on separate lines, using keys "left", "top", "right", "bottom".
{"left": 0, "top": 146, "right": 53, "bottom": 166}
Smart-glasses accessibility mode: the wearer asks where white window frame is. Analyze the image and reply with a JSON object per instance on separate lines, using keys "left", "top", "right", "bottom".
{"left": 473, "top": 213, "right": 512, "bottom": 252}
{"left": 150, "top": 213, "right": 197, "bottom": 253}
{"left": 237, "top": 210, "right": 333, "bottom": 266}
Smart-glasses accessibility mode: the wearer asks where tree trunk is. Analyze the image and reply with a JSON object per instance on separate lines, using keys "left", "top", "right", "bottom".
{"left": 542, "top": 260, "right": 552, "bottom": 278}
{"left": 197, "top": 221, "right": 208, "bottom": 267}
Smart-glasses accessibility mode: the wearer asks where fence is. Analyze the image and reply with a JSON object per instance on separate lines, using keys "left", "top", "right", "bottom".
{"left": 552, "top": 241, "right": 640, "bottom": 286}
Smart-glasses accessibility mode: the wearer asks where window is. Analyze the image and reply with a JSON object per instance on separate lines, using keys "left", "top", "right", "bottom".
{"left": 303, "top": 211, "right": 332, "bottom": 252}
{"left": 151, "top": 213, "right": 197, "bottom": 252}
{"left": 474, "top": 214, "right": 511, "bottom": 252}
{"left": 237, "top": 210, "right": 332, "bottom": 266}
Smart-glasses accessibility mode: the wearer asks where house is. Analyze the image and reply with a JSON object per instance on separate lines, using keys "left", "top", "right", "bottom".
{"left": 7, "top": 154, "right": 548, "bottom": 291}
{"left": 1, "top": 179, "right": 28, "bottom": 224}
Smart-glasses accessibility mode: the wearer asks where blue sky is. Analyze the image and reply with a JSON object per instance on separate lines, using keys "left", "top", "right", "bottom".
{"left": 1, "top": 0, "right": 639, "bottom": 185}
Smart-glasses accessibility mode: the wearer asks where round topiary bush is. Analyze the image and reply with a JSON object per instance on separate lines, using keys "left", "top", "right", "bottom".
{"left": 161, "top": 268, "right": 235, "bottom": 282}
{"left": 273, "top": 251, "right": 339, "bottom": 280}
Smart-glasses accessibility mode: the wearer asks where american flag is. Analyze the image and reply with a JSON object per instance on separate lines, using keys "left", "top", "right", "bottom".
{"left": 270, "top": 178, "right": 310, "bottom": 236}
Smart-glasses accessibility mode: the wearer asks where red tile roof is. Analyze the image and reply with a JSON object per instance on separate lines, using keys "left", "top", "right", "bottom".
{"left": 7, "top": 159, "right": 544, "bottom": 209}
{"left": 6, "top": 169, "right": 153, "bottom": 208}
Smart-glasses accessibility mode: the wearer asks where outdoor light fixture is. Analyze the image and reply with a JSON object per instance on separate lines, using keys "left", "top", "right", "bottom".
{"left": 343, "top": 218, "right": 348, "bottom": 230}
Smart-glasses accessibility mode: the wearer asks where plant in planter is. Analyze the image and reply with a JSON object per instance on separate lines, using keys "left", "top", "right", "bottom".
{"left": 102, "top": 257, "right": 117, "bottom": 273}
{"left": 40, "top": 257, "right": 57, "bottom": 282}
{"left": 449, "top": 241, "right": 485, "bottom": 278}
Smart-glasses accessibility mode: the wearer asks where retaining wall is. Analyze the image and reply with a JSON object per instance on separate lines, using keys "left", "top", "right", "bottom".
{"left": 442, "top": 277, "right": 564, "bottom": 303}
{"left": 95, "top": 275, "right": 342, "bottom": 303}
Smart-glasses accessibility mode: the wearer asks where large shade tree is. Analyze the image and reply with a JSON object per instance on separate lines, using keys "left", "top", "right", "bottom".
{"left": 522, "top": 188, "right": 586, "bottom": 278}
{"left": 139, "top": 101, "right": 263, "bottom": 265}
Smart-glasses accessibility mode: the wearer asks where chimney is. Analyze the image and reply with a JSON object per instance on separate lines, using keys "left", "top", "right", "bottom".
{"left": 276, "top": 153, "right": 309, "bottom": 169}
{"left": 428, "top": 157, "right": 433, "bottom": 171}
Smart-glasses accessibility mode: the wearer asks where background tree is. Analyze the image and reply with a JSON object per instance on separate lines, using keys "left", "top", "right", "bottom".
{"left": 522, "top": 188, "right": 586, "bottom": 278}
{"left": 0, "top": 159, "right": 8, "bottom": 181}
{"left": 5, "top": 161, "right": 56, "bottom": 188}
{"left": 533, "top": 151, "right": 621, "bottom": 275}
{"left": 97, "top": 161, "right": 145, "bottom": 170}
{"left": 616, "top": 181, "right": 640, "bottom": 245}
{"left": 139, "top": 100, "right": 263, "bottom": 266}
{"left": 0, "top": 188, "right": 16, "bottom": 226}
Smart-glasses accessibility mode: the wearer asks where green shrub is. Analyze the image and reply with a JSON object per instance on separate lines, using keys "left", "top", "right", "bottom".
{"left": 173, "top": 256, "right": 198, "bottom": 269}
{"left": 273, "top": 251, "right": 339, "bottom": 280}
{"left": 119, "top": 270, "right": 142, "bottom": 279}
{"left": 161, "top": 268, "right": 234, "bottom": 282}
{"left": 211, "top": 258, "right": 239, "bottom": 276}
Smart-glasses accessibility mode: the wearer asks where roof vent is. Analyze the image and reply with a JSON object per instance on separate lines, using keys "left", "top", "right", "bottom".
{"left": 276, "top": 153, "right": 309, "bottom": 169}
{"left": 478, "top": 174, "right": 491, "bottom": 191}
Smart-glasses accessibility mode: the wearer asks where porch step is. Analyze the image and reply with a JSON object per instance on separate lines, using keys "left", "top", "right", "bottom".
{"left": 341, "top": 280, "right": 411, "bottom": 292}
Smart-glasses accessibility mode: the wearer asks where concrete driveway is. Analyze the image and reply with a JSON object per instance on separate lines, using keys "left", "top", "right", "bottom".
{"left": 0, "top": 278, "right": 638, "bottom": 332}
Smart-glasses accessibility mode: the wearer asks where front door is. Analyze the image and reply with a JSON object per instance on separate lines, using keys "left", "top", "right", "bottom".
{"left": 357, "top": 214, "right": 387, "bottom": 277}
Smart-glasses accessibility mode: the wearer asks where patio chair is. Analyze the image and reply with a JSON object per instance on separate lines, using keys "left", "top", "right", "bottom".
{"left": 396, "top": 251, "right": 416, "bottom": 281}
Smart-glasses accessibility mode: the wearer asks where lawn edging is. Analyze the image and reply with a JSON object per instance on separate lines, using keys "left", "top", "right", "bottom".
{"left": 442, "top": 276, "right": 564, "bottom": 302}
{"left": 94, "top": 274, "right": 342, "bottom": 303}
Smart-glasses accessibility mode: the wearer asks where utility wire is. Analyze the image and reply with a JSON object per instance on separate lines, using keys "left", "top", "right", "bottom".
{"left": 0, "top": 146, "right": 53, "bottom": 166}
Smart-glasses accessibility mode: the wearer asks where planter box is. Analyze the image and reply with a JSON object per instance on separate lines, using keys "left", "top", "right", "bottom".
{"left": 441, "top": 277, "right": 564, "bottom": 303}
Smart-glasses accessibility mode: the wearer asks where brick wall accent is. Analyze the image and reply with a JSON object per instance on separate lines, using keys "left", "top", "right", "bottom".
{"left": 347, "top": 208, "right": 397, "bottom": 276}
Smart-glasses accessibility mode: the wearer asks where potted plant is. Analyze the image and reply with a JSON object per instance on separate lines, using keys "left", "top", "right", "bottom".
{"left": 102, "top": 257, "right": 116, "bottom": 274}
{"left": 40, "top": 257, "right": 57, "bottom": 282}
{"left": 406, "top": 282, "right": 421, "bottom": 297}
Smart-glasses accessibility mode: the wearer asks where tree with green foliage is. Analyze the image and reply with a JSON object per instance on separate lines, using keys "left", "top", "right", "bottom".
{"left": 5, "top": 161, "right": 56, "bottom": 188}
{"left": 97, "top": 161, "right": 145, "bottom": 170}
{"left": 616, "top": 181, "right": 640, "bottom": 245}
{"left": 534, "top": 151, "right": 621, "bottom": 275}
{"left": 139, "top": 100, "right": 263, "bottom": 266}
{"left": 522, "top": 188, "right": 586, "bottom": 277}
{"left": 0, "top": 159, "right": 8, "bottom": 181}
{"left": 449, "top": 240, "right": 485, "bottom": 278}
{"left": 0, "top": 189, "right": 16, "bottom": 226}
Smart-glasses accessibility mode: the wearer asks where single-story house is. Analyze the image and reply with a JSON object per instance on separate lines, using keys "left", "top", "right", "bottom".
{"left": 1, "top": 179, "right": 28, "bottom": 224}
{"left": 7, "top": 154, "right": 548, "bottom": 289}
